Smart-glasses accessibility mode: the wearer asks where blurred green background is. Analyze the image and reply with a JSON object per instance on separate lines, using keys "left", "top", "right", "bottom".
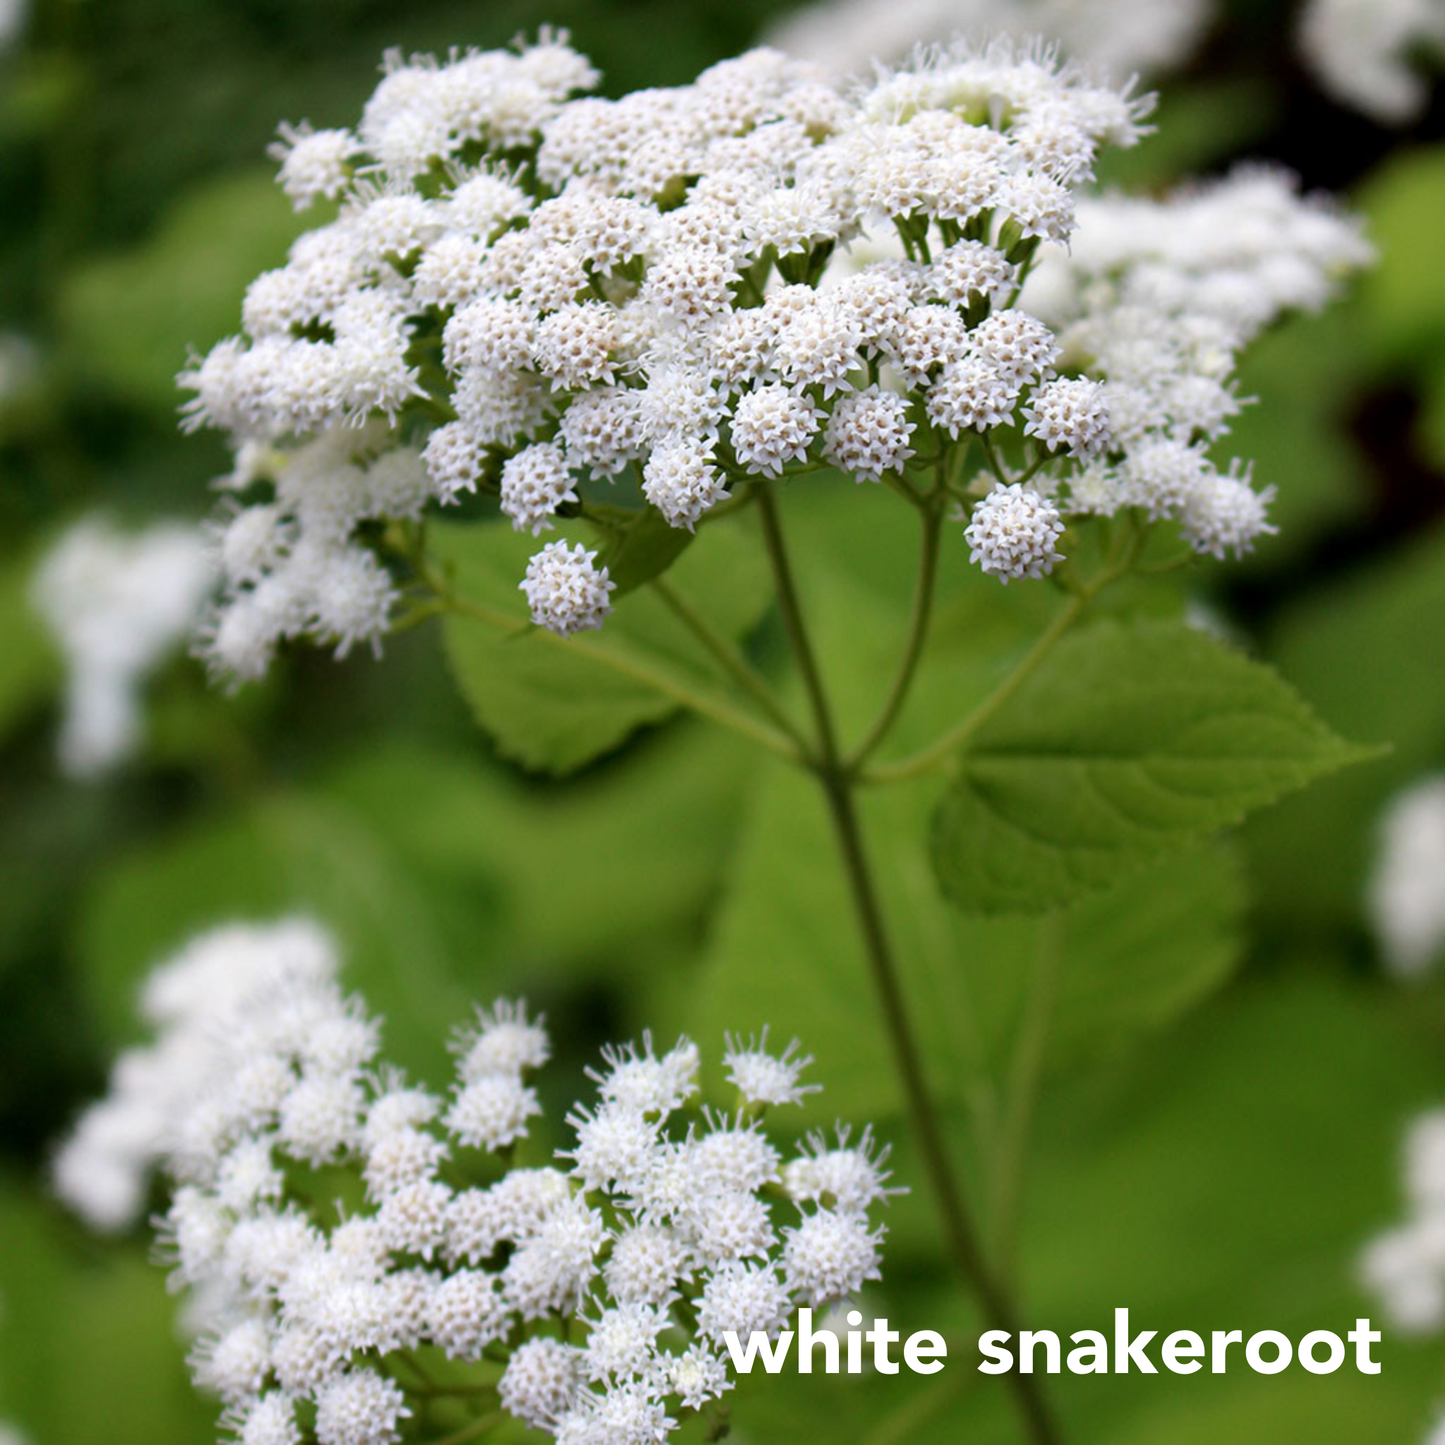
{"left": 2, "top": 1, "right": 1445, "bottom": 1441}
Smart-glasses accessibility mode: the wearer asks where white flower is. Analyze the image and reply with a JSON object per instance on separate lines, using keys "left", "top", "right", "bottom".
{"left": 1177, "top": 467, "right": 1276, "bottom": 560}
{"left": 226, "top": 1390, "right": 302, "bottom": 1445}
{"left": 604, "top": 1224, "right": 694, "bottom": 1306}
{"left": 31, "top": 517, "right": 215, "bottom": 777}
{"left": 428, "top": 1270, "right": 512, "bottom": 1359}
{"left": 563, "top": 1103, "right": 659, "bottom": 1193}
{"left": 60, "top": 917, "right": 901, "bottom": 1445}
{"left": 668, "top": 1344, "right": 733, "bottom": 1411}
{"left": 446, "top": 1074, "right": 542, "bottom": 1151}
{"left": 376, "top": 1179, "right": 451, "bottom": 1260}
{"left": 501, "top": 442, "right": 579, "bottom": 535}
{"left": 582, "top": 1301, "right": 671, "bottom": 1381}
{"left": 783, "top": 1125, "right": 898, "bottom": 1212}
{"left": 191, "top": 1316, "right": 273, "bottom": 1405}
{"left": 695, "top": 1261, "right": 792, "bottom": 1344}
{"left": 588, "top": 1034, "right": 700, "bottom": 1116}
{"left": 519, "top": 542, "right": 615, "bottom": 636}
{"left": 643, "top": 442, "right": 728, "bottom": 531}
{"left": 313, "top": 1369, "right": 410, "bottom": 1445}
{"left": 1023, "top": 377, "right": 1112, "bottom": 459}
{"left": 500, "top": 1338, "right": 583, "bottom": 1430}
{"left": 270, "top": 124, "right": 356, "bottom": 210}
{"left": 781, "top": 1209, "right": 884, "bottom": 1306}
{"left": 1299, "top": 0, "right": 1445, "bottom": 123}
{"left": 1370, "top": 776, "right": 1445, "bottom": 978}
{"left": 359, "top": 1121, "right": 442, "bottom": 1202}
{"left": 723, "top": 1029, "right": 820, "bottom": 1107}
{"left": 452, "top": 998, "right": 551, "bottom": 1080}
{"left": 964, "top": 483, "right": 1066, "bottom": 584}
{"left": 823, "top": 387, "right": 914, "bottom": 483}
{"left": 730, "top": 385, "right": 823, "bottom": 477}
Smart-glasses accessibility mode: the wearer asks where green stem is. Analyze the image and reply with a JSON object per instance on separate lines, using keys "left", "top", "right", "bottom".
{"left": 867, "top": 526, "right": 1146, "bottom": 784}
{"left": 755, "top": 488, "right": 841, "bottom": 766}
{"left": 425, "top": 1411, "right": 504, "bottom": 1445}
{"left": 846, "top": 505, "right": 944, "bottom": 772}
{"left": 990, "top": 914, "right": 1063, "bottom": 1279}
{"left": 979, "top": 433, "right": 1011, "bottom": 487}
{"left": 650, "top": 575, "right": 810, "bottom": 755}
{"left": 754, "top": 483, "right": 1062, "bottom": 1445}
{"left": 865, "top": 590, "right": 1089, "bottom": 784}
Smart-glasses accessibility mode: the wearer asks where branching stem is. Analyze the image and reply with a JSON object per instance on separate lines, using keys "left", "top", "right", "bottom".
{"left": 754, "top": 481, "right": 1062, "bottom": 1445}
{"left": 650, "top": 574, "right": 810, "bottom": 755}
{"left": 846, "top": 503, "right": 944, "bottom": 772}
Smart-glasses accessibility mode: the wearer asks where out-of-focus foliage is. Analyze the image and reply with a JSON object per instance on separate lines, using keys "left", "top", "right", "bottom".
{"left": 1, "top": 0, "right": 1444, "bottom": 1442}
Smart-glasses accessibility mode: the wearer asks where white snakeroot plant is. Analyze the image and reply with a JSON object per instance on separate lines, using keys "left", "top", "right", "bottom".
{"left": 152, "top": 29, "right": 1375, "bottom": 1445}
{"left": 55, "top": 919, "right": 896, "bottom": 1445}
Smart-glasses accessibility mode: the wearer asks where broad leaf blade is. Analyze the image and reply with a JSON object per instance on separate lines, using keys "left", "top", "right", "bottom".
{"left": 930, "top": 619, "right": 1368, "bottom": 915}
{"left": 433, "top": 517, "right": 768, "bottom": 774}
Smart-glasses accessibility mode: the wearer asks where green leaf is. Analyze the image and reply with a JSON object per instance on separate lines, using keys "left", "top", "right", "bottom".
{"left": 929, "top": 618, "right": 1368, "bottom": 915}
{"left": 584, "top": 503, "right": 696, "bottom": 596}
{"left": 695, "top": 749, "right": 1246, "bottom": 1126}
{"left": 0, "top": 1178, "right": 213, "bottom": 1444}
{"left": 323, "top": 726, "right": 757, "bottom": 965}
{"left": 434, "top": 517, "right": 769, "bottom": 774}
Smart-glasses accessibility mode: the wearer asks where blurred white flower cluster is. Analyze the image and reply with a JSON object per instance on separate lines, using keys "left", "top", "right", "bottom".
{"left": 768, "top": 0, "right": 1213, "bottom": 85}
{"left": 769, "top": 0, "right": 1441, "bottom": 128}
{"left": 1369, "top": 775, "right": 1445, "bottom": 979}
{"left": 30, "top": 516, "right": 215, "bottom": 777}
{"left": 55, "top": 918, "right": 896, "bottom": 1445}
{"left": 1363, "top": 1112, "right": 1445, "bottom": 1337}
{"left": 1020, "top": 165, "right": 1373, "bottom": 559}
{"left": 1299, "top": 0, "right": 1445, "bottom": 124}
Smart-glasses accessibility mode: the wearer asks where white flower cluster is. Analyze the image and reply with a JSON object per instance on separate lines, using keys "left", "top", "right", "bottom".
{"left": 181, "top": 32, "right": 1164, "bottom": 672}
{"left": 1369, "top": 775, "right": 1445, "bottom": 979}
{"left": 30, "top": 516, "right": 216, "bottom": 777}
{"left": 1021, "top": 165, "right": 1374, "bottom": 558}
{"left": 1298, "top": 0, "right": 1445, "bottom": 124}
{"left": 767, "top": 0, "right": 1213, "bottom": 84}
{"left": 1363, "top": 1111, "right": 1445, "bottom": 1336}
{"left": 55, "top": 919, "right": 897, "bottom": 1445}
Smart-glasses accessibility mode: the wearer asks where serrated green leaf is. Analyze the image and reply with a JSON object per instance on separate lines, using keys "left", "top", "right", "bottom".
{"left": 929, "top": 619, "right": 1367, "bottom": 915}
{"left": 695, "top": 746, "right": 1246, "bottom": 1127}
{"left": 433, "top": 517, "right": 769, "bottom": 774}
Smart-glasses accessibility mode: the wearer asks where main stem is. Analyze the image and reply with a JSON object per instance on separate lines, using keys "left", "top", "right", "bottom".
{"left": 755, "top": 487, "right": 1061, "bottom": 1445}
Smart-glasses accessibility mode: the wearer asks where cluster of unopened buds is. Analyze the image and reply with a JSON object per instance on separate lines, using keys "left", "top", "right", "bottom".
{"left": 179, "top": 30, "right": 1370, "bottom": 681}
{"left": 54, "top": 919, "right": 897, "bottom": 1445}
